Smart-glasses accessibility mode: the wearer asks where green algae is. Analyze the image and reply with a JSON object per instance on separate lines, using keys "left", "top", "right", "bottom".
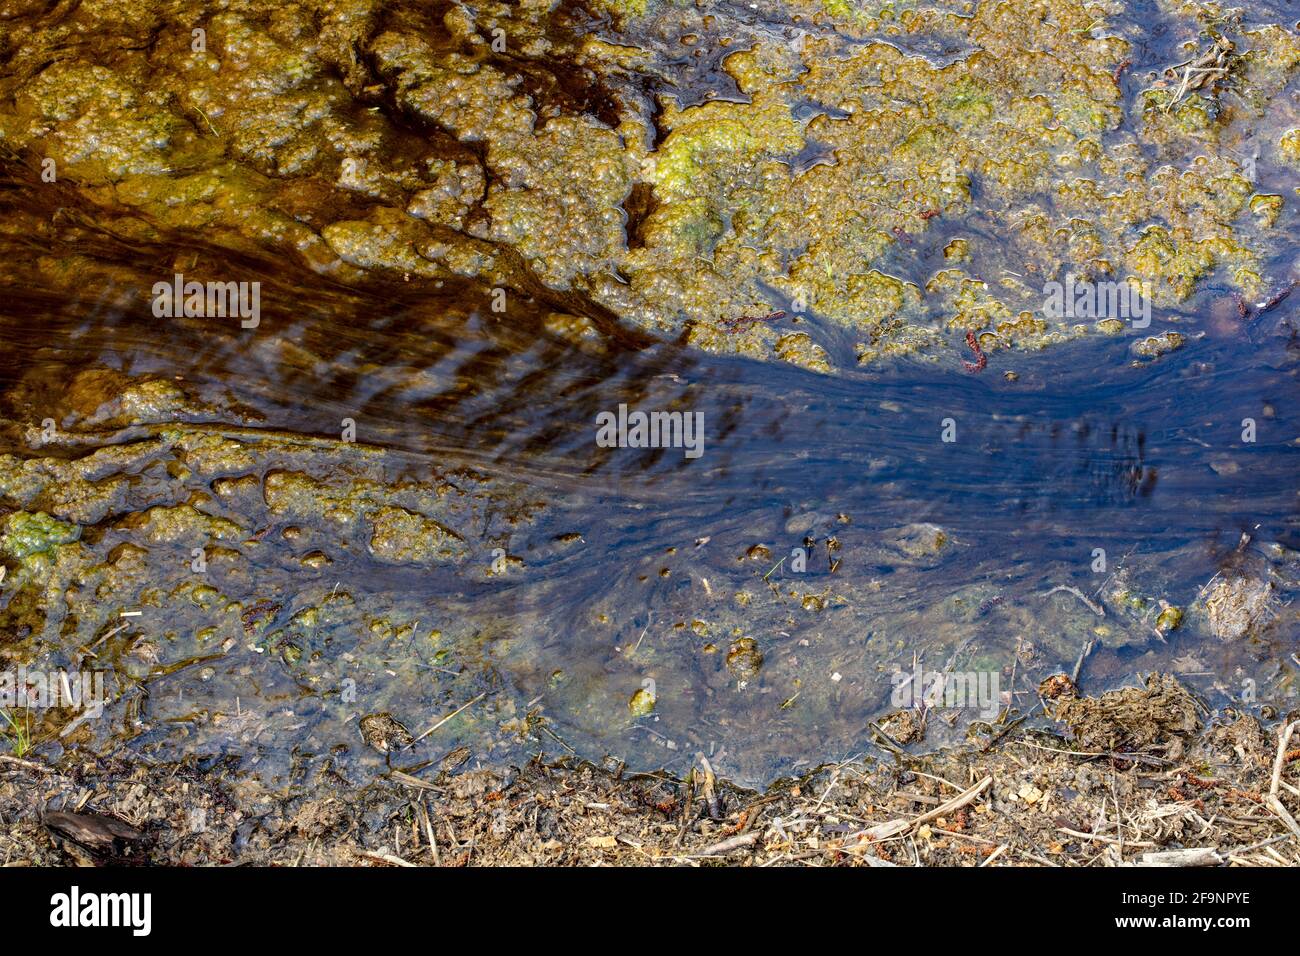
{"left": 0, "top": 511, "right": 81, "bottom": 561}
{"left": 1131, "top": 330, "right": 1186, "bottom": 359}
{"left": 0, "top": 0, "right": 1291, "bottom": 370}
{"left": 367, "top": 505, "right": 466, "bottom": 565}
{"left": 1281, "top": 129, "right": 1300, "bottom": 166}
{"left": 628, "top": 685, "right": 655, "bottom": 716}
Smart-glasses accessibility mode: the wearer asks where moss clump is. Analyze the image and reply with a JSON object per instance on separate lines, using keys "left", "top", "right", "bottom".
{"left": 1053, "top": 674, "right": 1200, "bottom": 756}
{"left": 1155, "top": 604, "right": 1183, "bottom": 635}
{"left": 1280, "top": 128, "right": 1300, "bottom": 167}
{"left": 367, "top": 506, "right": 466, "bottom": 566}
{"left": 0, "top": 511, "right": 81, "bottom": 560}
{"left": 725, "top": 637, "right": 764, "bottom": 681}
{"left": 628, "top": 686, "right": 655, "bottom": 716}
{"left": 774, "top": 332, "right": 832, "bottom": 374}
{"left": 1130, "top": 331, "right": 1186, "bottom": 359}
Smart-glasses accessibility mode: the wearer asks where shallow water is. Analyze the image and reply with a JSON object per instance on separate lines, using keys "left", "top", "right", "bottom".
{"left": 0, "top": 0, "right": 1298, "bottom": 789}
{"left": 1, "top": 220, "right": 1297, "bottom": 786}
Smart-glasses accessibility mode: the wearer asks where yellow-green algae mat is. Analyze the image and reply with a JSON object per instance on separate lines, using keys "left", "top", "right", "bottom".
{"left": 0, "top": 0, "right": 1297, "bottom": 370}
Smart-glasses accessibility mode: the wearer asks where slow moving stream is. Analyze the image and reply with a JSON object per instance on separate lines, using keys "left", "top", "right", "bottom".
{"left": 0, "top": 0, "right": 1297, "bottom": 788}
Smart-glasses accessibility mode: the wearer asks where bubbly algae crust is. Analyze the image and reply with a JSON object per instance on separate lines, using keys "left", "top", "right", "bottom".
{"left": 1, "top": 0, "right": 1297, "bottom": 373}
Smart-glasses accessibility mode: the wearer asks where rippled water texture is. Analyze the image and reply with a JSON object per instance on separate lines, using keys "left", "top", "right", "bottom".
{"left": 0, "top": 0, "right": 1297, "bottom": 788}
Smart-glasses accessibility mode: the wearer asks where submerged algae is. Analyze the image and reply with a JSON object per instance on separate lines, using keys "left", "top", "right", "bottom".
{"left": 0, "top": 369, "right": 543, "bottom": 768}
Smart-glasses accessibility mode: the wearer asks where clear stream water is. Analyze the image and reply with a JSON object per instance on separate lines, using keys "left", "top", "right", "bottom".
{"left": 1, "top": 222, "right": 1297, "bottom": 786}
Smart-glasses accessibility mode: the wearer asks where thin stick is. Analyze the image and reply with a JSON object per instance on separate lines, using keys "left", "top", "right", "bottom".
{"left": 1041, "top": 585, "right": 1104, "bottom": 618}
{"left": 913, "top": 777, "right": 992, "bottom": 827}
{"left": 1058, "top": 827, "right": 1152, "bottom": 847}
{"left": 979, "top": 844, "right": 1008, "bottom": 866}
{"left": 848, "top": 775, "right": 993, "bottom": 844}
{"left": 1190, "top": 570, "right": 1222, "bottom": 610}
{"left": 632, "top": 619, "right": 651, "bottom": 652}
{"left": 0, "top": 753, "right": 51, "bottom": 773}
{"left": 1071, "top": 639, "right": 1097, "bottom": 685}
{"left": 389, "top": 769, "right": 442, "bottom": 791}
{"left": 1266, "top": 720, "right": 1300, "bottom": 840}
{"left": 87, "top": 621, "right": 130, "bottom": 652}
{"left": 419, "top": 799, "right": 439, "bottom": 866}
{"left": 409, "top": 692, "right": 487, "bottom": 746}
{"left": 1011, "top": 740, "right": 1170, "bottom": 765}
{"left": 691, "top": 832, "right": 761, "bottom": 857}
{"left": 361, "top": 850, "right": 417, "bottom": 867}
{"left": 1007, "top": 632, "right": 1025, "bottom": 704}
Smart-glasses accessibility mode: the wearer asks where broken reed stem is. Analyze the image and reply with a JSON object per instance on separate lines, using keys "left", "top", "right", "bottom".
{"left": 1071, "top": 639, "right": 1097, "bottom": 685}
{"left": 848, "top": 775, "right": 993, "bottom": 846}
{"left": 1267, "top": 720, "right": 1300, "bottom": 840}
{"left": 361, "top": 849, "right": 416, "bottom": 867}
{"left": 691, "top": 831, "right": 761, "bottom": 858}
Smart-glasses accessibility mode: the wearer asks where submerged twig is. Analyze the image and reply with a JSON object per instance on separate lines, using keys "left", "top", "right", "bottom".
{"left": 1161, "top": 37, "right": 1234, "bottom": 113}
{"left": 1071, "top": 639, "right": 1097, "bottom": 685}
{"left": 1042, "top": 585, "right": 1105, "bottom": 618}
{"left": 409, "top": 692, "right": 487, "bottom": 747}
